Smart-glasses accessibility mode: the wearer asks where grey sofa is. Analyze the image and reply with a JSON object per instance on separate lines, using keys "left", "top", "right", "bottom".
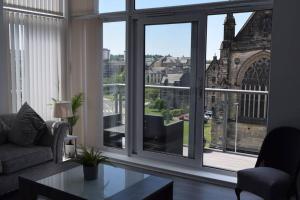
{"left": 0, "top": 114, "right": 68, "bottom": 195}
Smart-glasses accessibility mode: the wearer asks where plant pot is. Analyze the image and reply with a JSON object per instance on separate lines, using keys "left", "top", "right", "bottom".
{"left": 83, "top": 165, "right": 98, "bottom": 181}
{"left": 65, "top": 144, "right": 75, "bottom": 158}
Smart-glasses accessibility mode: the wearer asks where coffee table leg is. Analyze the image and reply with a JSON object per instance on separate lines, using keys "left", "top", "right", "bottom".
{"left": 19, "top": 177, "right": 38, "bottom": 200}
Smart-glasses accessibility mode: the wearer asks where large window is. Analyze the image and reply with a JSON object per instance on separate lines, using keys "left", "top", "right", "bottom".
{"left": 4, "top": 1, "right": 64, "bottom": 119}
{"left": 204, "top": 11, "right": 272, "bottom": 171}
{"left": 136, "top": 0, "right": 234, "bottom": 9}
{"left": 102, "top": 22, "right": 127, "bottom": 149}
{"left": 99, "top": 0, "right": 273, "bottom": 173}
{"left": 99, "top": 0, "right": 126, "bottom": 13}
{"left": 143, "top": 23, "right": 193, "bottom": 157}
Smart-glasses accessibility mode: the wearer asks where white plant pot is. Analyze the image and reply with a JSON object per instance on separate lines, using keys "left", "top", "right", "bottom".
{"left": 65, "top": 144, "right": 75, "bottom": 158}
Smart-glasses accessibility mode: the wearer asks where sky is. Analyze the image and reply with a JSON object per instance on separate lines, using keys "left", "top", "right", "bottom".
{"left": 101, "top": 0, "right": 252, "bottom": 60}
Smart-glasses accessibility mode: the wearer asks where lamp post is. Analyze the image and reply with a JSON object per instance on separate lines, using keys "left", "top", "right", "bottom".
{"left": 234, "top": 102, "right": 239, "bottom": 153}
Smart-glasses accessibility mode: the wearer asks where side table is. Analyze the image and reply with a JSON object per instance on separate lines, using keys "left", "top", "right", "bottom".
{"left": 64, "top": 135, "right": 78, "bottom": 158}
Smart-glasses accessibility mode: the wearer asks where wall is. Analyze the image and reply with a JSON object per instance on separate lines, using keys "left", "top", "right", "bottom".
{"left": 0, "top": 1, "right": 10, "bottom": 114}
{"left": 69, "top": 0, "right": 101, "bottom": 147}
{"left": 268, "top": 0, "right": 300, "bottom": 130}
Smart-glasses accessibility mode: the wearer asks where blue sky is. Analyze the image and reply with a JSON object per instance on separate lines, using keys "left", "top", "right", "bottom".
{"left": 101, "top": 1, "right": 252, "bottom": 60}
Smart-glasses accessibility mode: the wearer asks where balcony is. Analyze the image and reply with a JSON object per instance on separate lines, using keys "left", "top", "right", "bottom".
{"left": 103, "top": 83, "right": 268, "bottom": 171}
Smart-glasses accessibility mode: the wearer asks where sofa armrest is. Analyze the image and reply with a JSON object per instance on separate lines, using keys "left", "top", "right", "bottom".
{"left": 45, "top": 121, "right": 68, "bottom": 163}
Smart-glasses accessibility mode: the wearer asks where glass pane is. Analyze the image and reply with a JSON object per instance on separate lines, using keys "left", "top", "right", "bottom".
{"left": 99, "top": 0, "right": 126, "bottom": 13}
{"left": 143, "top": 23, "right": 192, "bottom": 157}
{"left": 102, "top": 22, "right": 126, "bottom": 149}
{"left": 136, "top": 0, "right": 233, "bottom": 9}
{"left": 203, "top": 11, "right": 272, "bottom": 171}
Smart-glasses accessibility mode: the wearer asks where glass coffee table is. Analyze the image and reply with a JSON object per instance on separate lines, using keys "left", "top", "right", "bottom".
{"left": 19, "top": 163, "right": 173, "bottom": 200}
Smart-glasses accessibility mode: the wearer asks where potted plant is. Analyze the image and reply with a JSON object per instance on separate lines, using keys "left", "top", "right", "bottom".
{"left": 65, "top": 93, "right": 84, "bottom": 157}
{"left": 76, "top": 147, "right": 108, "bottom": 180}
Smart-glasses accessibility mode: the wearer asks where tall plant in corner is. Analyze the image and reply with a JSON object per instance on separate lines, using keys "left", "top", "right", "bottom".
{"left": 68, "top": 93, "right": 84, "bottom": 136}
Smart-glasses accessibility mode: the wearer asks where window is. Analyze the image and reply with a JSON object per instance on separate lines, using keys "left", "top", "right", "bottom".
{"left": 99, "top": 0, "right": 273, "bottom": 173}
{"left": 204, "top": 10, "right": 272, "bottom": 171}
{"left": 143, "top": 23, "right": 193, "bottom": 157}
{"left": 102, "top": 21, "right": 127, "bottom": 149}
{"left": 211, "top": 96, "right": 215, "bottom": 103}
{"left": 4, "top": 3, "right": 64, "bottom": 119}
{"left": 240, "top": 57, "right": 270, "bottom": 123}
{"left": 99, "top": 0, "right": 126, "bottom": 13}
{"left": 4, "top": 0, "right": 63, "bottom": 13}
{"left": 136, "top": 0, "right": 234, "bottom": 9}
{"left": 212, "top": 77, "right": 216, "bottom": 83}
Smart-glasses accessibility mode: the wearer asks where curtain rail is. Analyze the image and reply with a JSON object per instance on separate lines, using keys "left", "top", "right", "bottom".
{"left": 3, "top": 5, "right": 64, "bottom": 19}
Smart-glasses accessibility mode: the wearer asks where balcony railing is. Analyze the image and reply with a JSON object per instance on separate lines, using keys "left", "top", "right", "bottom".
{"left": 103, "top": 83, "right": 269, "bottom": 155}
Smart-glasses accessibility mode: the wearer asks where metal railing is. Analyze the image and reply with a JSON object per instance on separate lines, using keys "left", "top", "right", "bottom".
{"left": 103, "top": 83, "right": 269, "bottom": 155}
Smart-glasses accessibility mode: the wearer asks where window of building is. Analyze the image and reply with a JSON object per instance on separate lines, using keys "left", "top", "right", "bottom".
{"left": 211, "top": 96, "right": 215, "bottom": 103}
{"left": 240, "top": 57, "right": 270, "bottom": 123}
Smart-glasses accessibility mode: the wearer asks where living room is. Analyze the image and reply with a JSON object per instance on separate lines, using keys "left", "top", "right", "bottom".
{"left": 0, "top": 0, "right": 300, "bottom": 199}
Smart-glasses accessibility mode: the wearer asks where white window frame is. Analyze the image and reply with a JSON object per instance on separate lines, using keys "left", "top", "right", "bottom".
{"left": 95, "top": 0, "right": 273, "bottom": 176}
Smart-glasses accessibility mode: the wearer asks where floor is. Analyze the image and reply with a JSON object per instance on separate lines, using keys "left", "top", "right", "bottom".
{"left": 2, "top": 162, "right": 263, "bottom": 200}
{"left": 122, "top": 163, "right": 263, "bottom": 200}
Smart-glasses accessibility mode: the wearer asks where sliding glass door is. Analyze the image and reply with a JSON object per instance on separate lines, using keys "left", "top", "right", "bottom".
{"left": 135, "top": 16, "right": 206, "bottom": 166}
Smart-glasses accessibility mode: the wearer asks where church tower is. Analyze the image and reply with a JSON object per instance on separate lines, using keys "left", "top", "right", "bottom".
{"left": 224, "top": 13, "right": 236, "bottom": 41}
{"left": 220, "top": 13, "right": 236, "bottom": 83}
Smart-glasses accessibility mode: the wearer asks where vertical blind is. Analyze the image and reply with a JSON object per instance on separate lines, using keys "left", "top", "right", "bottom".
{"left": 3, "top": 0, "right": 63, "bottom": 13}
{"left": 4, "top": 11, "right": 63, "bottom": 120}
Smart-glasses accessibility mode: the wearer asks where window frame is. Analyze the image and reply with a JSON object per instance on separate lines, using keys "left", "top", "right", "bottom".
{"left": 97, "top": 0, "right": 273, "bottom": 176}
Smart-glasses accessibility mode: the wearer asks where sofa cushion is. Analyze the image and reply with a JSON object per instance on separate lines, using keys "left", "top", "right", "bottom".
{"left": 0, "top": 144, "right": 53, "bottom": 174}
{"left": 0, "top": 120, "right": 10, "bottom": 144}
{"left": 8, "top": 103, "right": 47, "bottom": 146}
{"left": 0, "top": 114, "right": 17, "bottom": 129}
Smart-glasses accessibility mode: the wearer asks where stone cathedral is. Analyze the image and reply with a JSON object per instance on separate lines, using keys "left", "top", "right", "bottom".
{"left": 205, "top": 10, "right": 272, "bottom": 153}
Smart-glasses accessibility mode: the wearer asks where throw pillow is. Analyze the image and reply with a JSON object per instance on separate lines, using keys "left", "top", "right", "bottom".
{"left": 0, "top": 120, "right": 10, "bottom": 144}
{"left": 8, "top": 103, "right": 47, "bottom": 146}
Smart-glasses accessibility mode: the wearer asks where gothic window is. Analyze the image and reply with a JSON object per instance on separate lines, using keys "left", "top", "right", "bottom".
{"left": 240, "top": 57, "right": 270, "bottom": 123}
{"left": 212, "top": 77, "right": 216, "bottom": 83}
{"left": 212, "top": 96, "right": 216, "bottom": 103}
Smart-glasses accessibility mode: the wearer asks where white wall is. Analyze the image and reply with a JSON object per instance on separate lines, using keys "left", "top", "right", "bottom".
{"left": 268, "top": 0, "right": 300, "bottom": 130}
{"left": 0, "top": 1, "right": 10, "bottom": 114}
{"left": 69, "top": 0, "right": 102, "bottom": 147}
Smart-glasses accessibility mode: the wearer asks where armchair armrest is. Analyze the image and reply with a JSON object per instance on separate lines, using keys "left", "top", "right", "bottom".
{"left": 45, "top": 121, "right": 69, "bottom": 163}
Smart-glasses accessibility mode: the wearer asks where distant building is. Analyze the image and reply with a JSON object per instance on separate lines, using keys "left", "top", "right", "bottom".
{"left": 206, "top": 11, "right": 272, "bottom": 153}
{"left": 103, "top": 48, "right": 110, "bottom": 61}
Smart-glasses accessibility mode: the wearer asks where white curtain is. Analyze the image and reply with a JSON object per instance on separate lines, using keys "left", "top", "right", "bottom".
{"left": 4, "top": 0, "right": 63, "bottom": 13}
{"left": 4, "top": 11, "right": 64, "bottom": 120}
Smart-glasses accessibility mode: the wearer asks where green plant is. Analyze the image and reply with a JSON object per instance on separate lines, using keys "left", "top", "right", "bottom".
{"left": 76, "top": 147, "right": 108, "bottom": 167}
{"left": 68, "top": 93, "right": 84, "bottom": 135}
{"left": 151, "top": 99, "right": 166, "bottom": 111}
{"left": 162, "top": 109, "right": 173, "bottom": 124}
{"left": 170, "top": 109, "right": 184, "bottom": 117}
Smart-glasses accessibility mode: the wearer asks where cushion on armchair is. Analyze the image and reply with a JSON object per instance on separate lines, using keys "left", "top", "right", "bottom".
{"left": 8, "top": 103, "right": 47, "bottom": 146}
{"left": 237, "top": 167, "right": 291, "bottom": 199}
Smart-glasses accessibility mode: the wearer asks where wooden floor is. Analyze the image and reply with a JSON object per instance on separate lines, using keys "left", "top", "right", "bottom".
{"left": 2, "top": 163, "right": 263, "bottom": 200}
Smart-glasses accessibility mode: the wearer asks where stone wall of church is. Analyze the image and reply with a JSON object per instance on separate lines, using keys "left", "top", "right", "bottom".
{"left": 226, "top": 122, "right": 267, "bottom": 153}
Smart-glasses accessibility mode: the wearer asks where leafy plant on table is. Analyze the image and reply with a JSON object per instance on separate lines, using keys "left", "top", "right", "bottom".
{"left": 76, "top": 147, "right": 109, "bottom": 167}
